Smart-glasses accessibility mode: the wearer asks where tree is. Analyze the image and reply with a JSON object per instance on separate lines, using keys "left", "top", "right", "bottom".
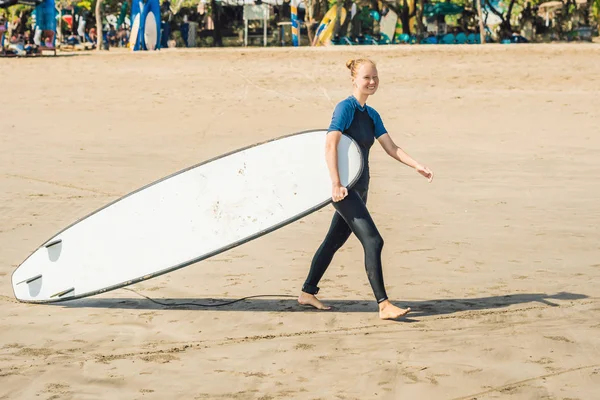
{"left": 94, "top": 0, "right": 103, "bottom": 49}
{"left": 210, "top": 0, "right": 222, "bottom": 46}
{"left": 485, "top": 0, "right": 518, "bottom": 38}
{"left": 415, "top": 0, "right": 426, "bottom": 34}
{"left": 475, "top": 0, "right": 486, "bottom": 42}
{"left": 385, "top": 0, "right": 418, "bottom": 34}
{"left": 593, "top": 0, "right": 600, "bottom": 24}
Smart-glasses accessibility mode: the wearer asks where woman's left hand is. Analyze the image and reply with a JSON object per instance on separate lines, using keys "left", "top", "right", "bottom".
{"left": 416, "top": 165, "right": 434, "bottom": 182}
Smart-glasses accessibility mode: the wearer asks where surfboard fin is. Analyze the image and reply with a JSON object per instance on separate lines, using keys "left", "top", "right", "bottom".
{"left": 16, "top": 274, "right": 42, "bottom": 285}
{"left": 45, "top": 239, "right": 62, "bottom": 248}
{"left": 50, "top": 287, "right": 75, "bottom": 299}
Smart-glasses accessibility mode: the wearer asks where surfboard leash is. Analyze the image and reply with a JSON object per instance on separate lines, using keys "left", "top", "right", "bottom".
{"left": 122, "top": 288, "right": 298, "bottom": 308}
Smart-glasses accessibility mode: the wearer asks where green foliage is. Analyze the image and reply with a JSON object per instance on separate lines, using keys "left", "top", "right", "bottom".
{"left": 77, "top": 0, "right": 92, "bottom": 10}
{"left": 89, "top": 0, "right": 125, "bottom": 16}
{"left": 4, "top": 4, "right": 31, "bottom": 22}
{"left": 179, "top": 0, "right": 199, "bottom": 8}
{"left": 169, "top": 0, "right": 199, "bottom": 15}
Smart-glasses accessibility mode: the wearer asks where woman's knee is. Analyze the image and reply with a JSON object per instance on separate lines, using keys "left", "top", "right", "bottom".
{"left": 374, "top": 235, "right": 384, "bottom": 251}
{"left": 364, "top": 234, "right": 384, "bottom": 253}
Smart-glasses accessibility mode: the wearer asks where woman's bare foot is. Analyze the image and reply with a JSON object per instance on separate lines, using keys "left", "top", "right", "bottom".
{"left": 378, "top": 300, "right": 411, "bottom": 320}
{"left": 298, "top": 292, "right": 331, "bottom": 310}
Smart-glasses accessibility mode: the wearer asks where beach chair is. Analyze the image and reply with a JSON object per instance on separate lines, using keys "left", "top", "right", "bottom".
{"left": 455, "top": 32, "right": 467, "bottom": 44}
{"left": 379, "top": 33, "right": 392, "bottom": 44}
{"left": 440, "top": 33, "right": 456, "bottom": 44}
{"left": 510, "top": 34, "right": 529, "bottom": 43}
{"left": 397, "top": 33, "right": 409, "bottom": 44}
{"left": 421, "top": 35, "right": 438, "bottom": 44}
{"left": 467, "top": 32, "right": 481, "bottom": 44}
{"left": 361, "top": 34, "right": 379, "bottom": 45}
{"left": 330, "top": 35, "right": 343, "bottom": 45}
{"left": 396, "top": 33, "right": 416, "bottom": 44}
{"left": 331, "top": 35, "right": 356, "bottom": 46}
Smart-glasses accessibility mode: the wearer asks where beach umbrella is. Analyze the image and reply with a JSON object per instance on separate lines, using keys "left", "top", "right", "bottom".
{"left": 423, "top": 2, "right": 464, "bottom": 17}
{"left": 116, "top": 1, "right": 128, "bottom": 28}
{"left": 62, "top": 14, "right": 73, "bottom": 28}
{"left": 0, "top": 0, "right": 43, "bottom": 7}
{"left": 0, "top": 0, "right": 18, "bottom": 8}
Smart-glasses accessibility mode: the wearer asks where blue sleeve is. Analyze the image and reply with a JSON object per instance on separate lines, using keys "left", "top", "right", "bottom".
{"left": 367, "top": 107, "right": 387, "bottom": 138}
{"left": 328, "top": 100, "right": 354, "bottom": 133}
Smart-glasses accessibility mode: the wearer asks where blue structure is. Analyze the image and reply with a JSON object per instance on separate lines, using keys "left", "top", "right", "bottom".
{"left": 131, "top": 0, "right": 161, "bottom": 51}
{"left": 33, "top": 0, "right": 56, "bottom": 47}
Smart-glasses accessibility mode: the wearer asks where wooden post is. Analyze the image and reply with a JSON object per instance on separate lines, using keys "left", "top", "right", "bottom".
{"left": 263, "top": 7, "right": 267, "bottom": 46}
{"left": 476, "top": 0, "right": 486, "bottom": 44}
{"left": 96, "top": 0, "right": 104, "bottom": 50}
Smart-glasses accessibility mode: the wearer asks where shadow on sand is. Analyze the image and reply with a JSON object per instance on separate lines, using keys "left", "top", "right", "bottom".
{"left": 50, "top": 291, "right": 587, "bottom": 319}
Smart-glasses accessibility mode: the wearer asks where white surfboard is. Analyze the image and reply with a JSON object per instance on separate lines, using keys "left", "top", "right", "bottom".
{"left": 379, "top": 9, "right": 398, "bottom": 42}
{"left": 12, "top": 130, "right": 363, "bottom": 303}
{"left": 144, "top": 11, "right": 157, "bottom": 50}
{"left": 130, "top": 14, "right": 140, "bottom": 50}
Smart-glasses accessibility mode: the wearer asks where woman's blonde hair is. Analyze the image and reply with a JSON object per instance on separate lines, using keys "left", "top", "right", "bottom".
{"left": 346, "top": 59, "right": 376, "bottom": 79}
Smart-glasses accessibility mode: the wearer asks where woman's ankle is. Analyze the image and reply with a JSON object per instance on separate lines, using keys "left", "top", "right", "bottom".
{"left": 378, "top": 299, "right": 392, "bottom": 310}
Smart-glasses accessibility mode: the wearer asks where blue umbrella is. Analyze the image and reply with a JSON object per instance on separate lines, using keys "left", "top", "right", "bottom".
{"left": 423, "top": 2, "right": 464, "bottom": 17}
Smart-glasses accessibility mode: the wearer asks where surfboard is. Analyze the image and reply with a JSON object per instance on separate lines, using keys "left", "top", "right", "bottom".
{"left": 379, "top": 9, "right": 398, "bottom": 43}
{"left": 131, "top": 0, "right": 160, "bottom": 51}
{"left": 314, "top": 5, "right": 347, "bottom": 46}
{"left": 130, "top": 13, "right": 140, "bottom": 50}
{"left": 12, "top": 130, "right": 363, "bottom": 303}
{"left": 144, "top": 11, "right": 157, "bottom": 50}
{"left": 142, "top": 0, "right": 161, "bottom": 50}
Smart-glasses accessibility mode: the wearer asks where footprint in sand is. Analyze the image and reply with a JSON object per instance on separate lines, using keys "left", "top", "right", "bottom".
{"left": 294, "top": 343, "right": 315, "bottom": 351}
{"left": 140, "top": 353, "right": 179, "bottom": 363}
{"left": 544, "top": 335, "right": 574, "bottom": 343}
{"left": 40, "top": 383, "right": 72, "bottom": 399}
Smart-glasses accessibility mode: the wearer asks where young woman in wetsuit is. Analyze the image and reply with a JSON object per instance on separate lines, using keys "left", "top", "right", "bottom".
{"left": 298, "top": 58, "right": 434, "bottom": 320}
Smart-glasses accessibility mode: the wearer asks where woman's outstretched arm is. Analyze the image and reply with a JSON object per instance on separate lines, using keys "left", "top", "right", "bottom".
{"left": 377, "top": 133, "right": 434, "bottom": 182}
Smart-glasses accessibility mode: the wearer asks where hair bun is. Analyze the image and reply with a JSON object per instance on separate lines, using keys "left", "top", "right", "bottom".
{"left": 345, "top": 59, "right": 355, "bottom": 70}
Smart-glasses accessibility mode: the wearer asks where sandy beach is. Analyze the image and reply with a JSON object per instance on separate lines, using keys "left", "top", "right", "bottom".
{"left": 1, "top": 44, "right": 600, "bottom": 399}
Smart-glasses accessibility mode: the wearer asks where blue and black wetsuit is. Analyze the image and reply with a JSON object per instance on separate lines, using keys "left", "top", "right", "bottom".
{"left": 302, "top": 96, "right": 389, "bottom": 304}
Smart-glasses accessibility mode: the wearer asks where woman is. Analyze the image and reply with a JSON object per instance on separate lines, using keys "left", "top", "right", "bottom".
{"left": 298, "top": 58, "right": 434, "bottom": 320}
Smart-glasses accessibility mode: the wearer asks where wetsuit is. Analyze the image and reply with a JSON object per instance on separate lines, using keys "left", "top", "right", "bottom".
{"left": 302, "top": 96, "right": 389, "bottom": 303}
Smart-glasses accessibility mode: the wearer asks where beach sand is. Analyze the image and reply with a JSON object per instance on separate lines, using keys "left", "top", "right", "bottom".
{"left": 1, "top": 44, "right": 600, "bottom": 399}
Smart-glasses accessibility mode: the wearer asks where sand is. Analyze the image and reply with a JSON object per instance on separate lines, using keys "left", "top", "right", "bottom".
{"left": 1, "top": 43, "right": 600, "bottom": 399}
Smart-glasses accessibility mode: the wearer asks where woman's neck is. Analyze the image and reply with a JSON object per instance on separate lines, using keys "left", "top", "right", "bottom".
{"left": 352, "top": 91, "right": 369, "bottom": 107}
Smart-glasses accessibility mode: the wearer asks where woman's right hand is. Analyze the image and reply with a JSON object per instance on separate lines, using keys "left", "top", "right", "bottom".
{"left": 332, "top": 184, "right": 348, "bottom": 202}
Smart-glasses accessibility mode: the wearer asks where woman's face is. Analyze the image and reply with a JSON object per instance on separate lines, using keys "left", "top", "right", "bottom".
{"left": 353, "top": 63, "right": 379, "bottom": 96}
